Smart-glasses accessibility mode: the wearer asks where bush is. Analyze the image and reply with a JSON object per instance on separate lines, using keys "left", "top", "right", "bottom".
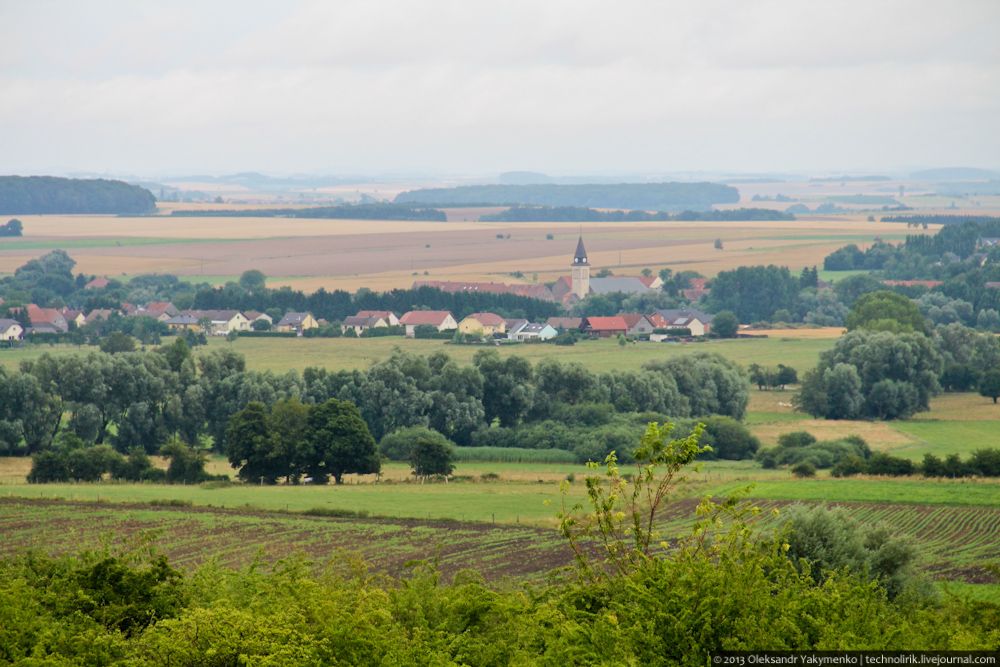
{"left": 780, "top": 505, "right": 928, "bottom": 600}
{"left": 694, "top": 415, "right": 760, "bottom": 460}
{"left": 791, "top": 461, "right": 816, "bottom": 477}
{"left": 379, "top": 426, "right": 452, "bottom": 461}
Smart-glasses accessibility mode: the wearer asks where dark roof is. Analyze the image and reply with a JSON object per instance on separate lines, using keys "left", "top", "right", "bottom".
{"left": 655, "top": 308, "right": 714, "bottom": 324}
{"left": 573, "top": 236, "right": 588, "bottom": 265}
{"left": 343, "top": 315, "right": 382, "bottom": 327}
{"left": 277, "top": 312, "right": 312, "bottom": 326}
{"left": 0, "top": 318, "right": 22, "bottom": 331}
{"left": 588, "top": 277, "right": 652, "bottom": 295}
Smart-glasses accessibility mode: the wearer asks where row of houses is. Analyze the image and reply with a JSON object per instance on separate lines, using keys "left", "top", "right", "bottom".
{"left": 342, "top": 308, "right": 715, "bottom": 339}
{"left": 0, "top": 301, "right": 325, "bottom": 339}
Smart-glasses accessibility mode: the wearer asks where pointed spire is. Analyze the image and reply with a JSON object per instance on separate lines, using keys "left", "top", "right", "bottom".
{"left": 573, "top": 235, "right": 589, "bottom": 265}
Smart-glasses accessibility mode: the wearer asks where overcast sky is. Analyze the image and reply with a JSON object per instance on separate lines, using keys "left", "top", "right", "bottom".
{"left": 1, "top": 0, "right": 998, "bottom": 177}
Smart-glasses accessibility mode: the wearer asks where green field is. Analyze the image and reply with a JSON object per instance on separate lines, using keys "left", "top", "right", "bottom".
{"left": 0, "top": 335, "right": 837, "bottom": 374}
{"left": 890, "top": 421, "right": 1000, "bottom": 460}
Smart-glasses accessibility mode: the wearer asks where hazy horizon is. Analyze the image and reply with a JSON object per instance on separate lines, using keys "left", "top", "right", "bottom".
{"left": 2, "top": 0, "right": 998, "bottom": 177}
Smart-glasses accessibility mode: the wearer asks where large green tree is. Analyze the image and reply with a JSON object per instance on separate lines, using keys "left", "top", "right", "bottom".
{"left": 846, "top": 291, "right": 927, "bottom": 334}
{"left": 303, "top": 399, "right": 379, "bottom": 484}
{"left": 226, "top": 402, "right": 283, "bottom": 484}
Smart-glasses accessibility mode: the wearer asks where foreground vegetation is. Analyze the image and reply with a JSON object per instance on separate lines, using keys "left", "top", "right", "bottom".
{"left": 2, "top": 426, "right": 997, "bottom": 664}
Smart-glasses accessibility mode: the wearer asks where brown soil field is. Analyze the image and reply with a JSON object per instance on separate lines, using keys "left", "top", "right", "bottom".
{"left": 2, "top": 496, "right": 994, "bottom": 583}
{"left": 0, "top": 215, "right": 936, "bottom": 292}
{"left": 0, "top": 498, "right": 573, "bottom": 581}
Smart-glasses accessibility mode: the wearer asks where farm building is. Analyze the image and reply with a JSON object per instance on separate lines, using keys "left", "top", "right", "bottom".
{"left": 399, "top": 310, "right": 458, "bottom": 337}
{"left": 164, "top": 314, "right": 200, "bottom": 332}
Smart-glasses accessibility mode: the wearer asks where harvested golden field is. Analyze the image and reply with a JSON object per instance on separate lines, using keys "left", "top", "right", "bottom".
{"left": 744, "top": 327, "right": 845, "bottom": 339}
{"left": 0, "top": 213, "right": 936, "bottom": 291}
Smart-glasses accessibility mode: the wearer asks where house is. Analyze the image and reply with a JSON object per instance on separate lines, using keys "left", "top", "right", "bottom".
{"left": 164, "top": 314, "right": 201, "bottom": 332}
{"left": 61, "top": 308, "right": 87, "bottom": 328}
{"left": 84, "top": 276, "right": 110, "bottom": 290}
{"left": 243, "top": 311, "right": 274, "bottom": 329}
{"left": 85, "top": 309, "right": 116, "bottom": 325}
{"left": 0, "top": 319, "right": 24, "bottom": 344}
{"left": 182, "top": 310, "right": 251, "bottom": 335}
{"left": 458, "top": 312, "right": 506, "bottom": 337}
{"left": 620, "top": 313, "right": 655, "bottom": 336}
{"left": 399, "top": 310, "right": 458, "bottom": 337}
{"left": 681, "top": 277, "right": 710, "bottom": 303}
{"left": 26, "top": 305, "right": 68, "bottom": 333}
{"left": 135, "top": 301, "right": 179, "bottom": 322}
{"left": 582, "top": 316, "right": 628, "bottom": 338}
{"left": 356, "top": 310, "right": 400, "bottom": 326}
{"left": 510, "top": 322, "right": 558, "bottom": 342}
{"left": 653, "top": 309, "right": 714, "bottom": 336}
{"left": 275, "top": 312, "right": 319, "bottom": 334}
{"left": 547, "top": 316, "right": 583, "bottom": 331}
{"left": 504, "top": 319, "right": 529, "bottom": 338}
{"left": 342, "top": 314, "right": 388, "bottom": 335}
{"left": 638, "top": 275, "right": 664, "bottom": 289}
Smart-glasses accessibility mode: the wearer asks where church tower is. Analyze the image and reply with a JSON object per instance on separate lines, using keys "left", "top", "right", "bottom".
{"left": 571, "top": 235, "right": 590, "bottom": 299}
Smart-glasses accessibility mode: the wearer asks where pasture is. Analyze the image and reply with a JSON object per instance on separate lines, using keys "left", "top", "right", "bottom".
{"left": 0, "top": 333, "right": 840, "bottom": 374}
{"left": 0, "top": 213, "right": 932, "bottom": 292}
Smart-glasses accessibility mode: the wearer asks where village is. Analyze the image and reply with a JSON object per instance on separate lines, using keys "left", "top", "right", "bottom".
{"left": 0, "top": 237, "right": 715, "bottom": 346}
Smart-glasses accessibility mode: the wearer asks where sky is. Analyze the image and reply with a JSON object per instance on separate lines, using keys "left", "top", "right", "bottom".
{"left": 1, "top": 0, "right": 998, "bottom": 178}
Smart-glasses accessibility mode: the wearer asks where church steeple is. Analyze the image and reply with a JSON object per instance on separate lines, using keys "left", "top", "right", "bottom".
{"left": 570, "top": 235, "right": 590, "bottom": 299}
{"left": 573, "top": 235, "right": 589, "bottom": 265}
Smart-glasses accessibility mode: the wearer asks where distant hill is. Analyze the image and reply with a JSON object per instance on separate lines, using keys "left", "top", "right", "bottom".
{"left": 0, "top": 176, "right": 156, "bottom": 215}
{"left": 498, "top": 171, "right": 553, "bottom": 185}
{"left": 480, "top": 205, "right": 792, "bottom": 222}
{"left": 170, "top": 203, "right": 446, "bottom": 221}
{"left": 395, "top": 182, "right": 739, "bottom": 211}
{"left": 910, "top": 167, "right": 998, "bottom": 181}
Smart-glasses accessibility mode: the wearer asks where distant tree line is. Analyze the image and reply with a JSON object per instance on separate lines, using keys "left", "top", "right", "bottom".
{"left": 170, "top": 204, "right": 447, "bottom": 221}
{"left": 2, "top": 345, "right": 753, "bottom": 470}
{"left": 881, "top": 214, "right": 1000, "bottom": 226}
{"left": 479, "top": 206, "right": 793, "bottom": 222}
{"left": 0, "top": 176, "right": 156, "bottom": 215}
{"left": 395, "top": 182, "right": 740, "bottom": 211}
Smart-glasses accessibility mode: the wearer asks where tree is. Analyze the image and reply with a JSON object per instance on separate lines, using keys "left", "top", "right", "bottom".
{"left": 704, "top": 265, "right": 799, "bottom": 322}
{"left": 303, "top": 399, "right": 380, "bottom": 484}
{"left": 846, "top": 291, "right": 927, "bottom": 334}
{"left": 980, "top": 369, "right": 1000, "bottom": 404}
{"left": 474, "top": 350, "right": 534, "bottom": 427}
{"left": 410, "top": 432, "right": 455, "bottom": 478}
{"left": 160, "top": 438, "right": 209, "bottom": 484}
{"left": 100, "top": 332, "right": 137, "bottom": 354}
{"left": 713, "top": 238, "right": 723, "bottom": 250}
{"left": 226, "top": 402, "right": 283, "bottom": 484}
{"left": 0, "top": 218, "right": 23, "bottom": 236}
{"left": 712, "top": 311, "right": 738, "bottom": 338}
{"left": 238, "top": 270, "right": 267, "bottom": 294}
